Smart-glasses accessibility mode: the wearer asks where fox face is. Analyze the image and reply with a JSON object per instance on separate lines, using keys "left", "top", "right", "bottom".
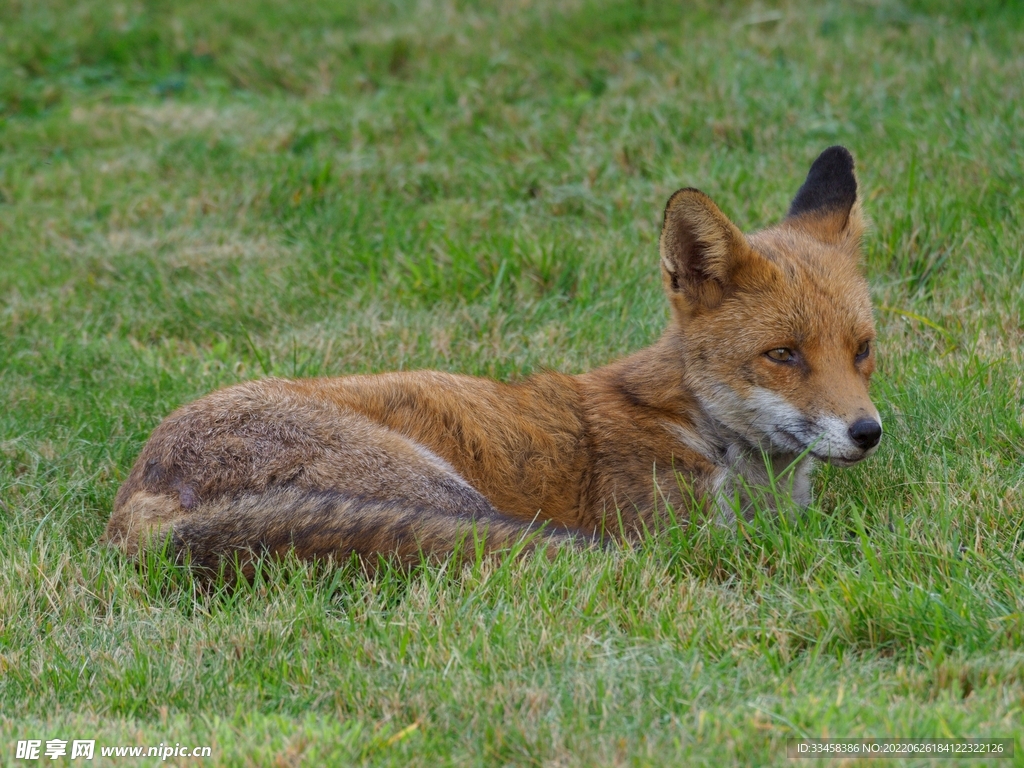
{"left": 660, "top": 147, "right": 881, "bottom": 468}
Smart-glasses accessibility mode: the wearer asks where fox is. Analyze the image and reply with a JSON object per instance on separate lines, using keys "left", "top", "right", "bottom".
{"left": 103, "top": 146, "right": 882, "bottom": 575}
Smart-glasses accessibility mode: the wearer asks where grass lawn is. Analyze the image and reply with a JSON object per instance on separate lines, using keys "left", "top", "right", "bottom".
{"left": 1, "top": 0, "right": 1023, "bottom": 764}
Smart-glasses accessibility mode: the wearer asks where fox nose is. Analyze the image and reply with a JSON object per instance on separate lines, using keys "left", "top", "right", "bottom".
{"left": 848, "top": 418, "right": 882, "bottom": 450}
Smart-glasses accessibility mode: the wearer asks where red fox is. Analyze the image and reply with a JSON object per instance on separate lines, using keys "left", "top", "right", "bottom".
{"left": 103, "top": 146, "right": 881, "bottom": 574}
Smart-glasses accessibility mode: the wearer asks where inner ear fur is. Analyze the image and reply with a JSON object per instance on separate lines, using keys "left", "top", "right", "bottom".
{"left": 659, "top": 188, "right": 754, "bottom": 310}
{"left": 785, "top": 145, "right": 866, "bottom": 246}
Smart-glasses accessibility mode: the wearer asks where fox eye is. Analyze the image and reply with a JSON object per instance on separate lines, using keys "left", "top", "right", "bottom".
{"left": 855, "top": 340, "right": 871, "bottom": 360}
{"left": 765, "top": 348, "right": 794, "bottom": 363}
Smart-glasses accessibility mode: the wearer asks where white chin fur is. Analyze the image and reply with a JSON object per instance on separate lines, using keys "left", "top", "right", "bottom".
{"left": 705, "top": 387, "right": 878, "bottom": 464}
{"left": 809, "top": 414, "right": 880, "bottom": 465}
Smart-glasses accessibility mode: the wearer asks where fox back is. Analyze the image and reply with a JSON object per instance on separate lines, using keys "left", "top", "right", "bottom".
{"left": 104, "top": 146, "right": 881, "bottom": 575}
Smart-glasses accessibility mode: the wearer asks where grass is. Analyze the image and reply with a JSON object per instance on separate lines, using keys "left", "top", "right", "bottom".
{"left": 1, "top": 0, "right": 1023, "bottom": 764}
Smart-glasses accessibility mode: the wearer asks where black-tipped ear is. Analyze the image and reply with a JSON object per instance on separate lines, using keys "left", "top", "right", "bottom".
{"left": 788, "top": 146, "right": 857, "bottom": 220}
{"left": 659, "top": 188, "right": 752, "bottom": 310}
{"left": 786, "top": 146, "right": 863, "bottom": 244}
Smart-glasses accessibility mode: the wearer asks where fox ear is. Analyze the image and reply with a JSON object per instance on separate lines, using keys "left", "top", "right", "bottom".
{"left": 786, "top": 145, "right": 865, "bottom": 244}
{"left": 659, "top": 188, "right": 753, "bottom": 310}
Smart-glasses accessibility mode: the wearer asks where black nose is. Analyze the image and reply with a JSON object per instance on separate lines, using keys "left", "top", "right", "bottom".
{"left": 848, "top": 418, "right": 882, "bottom": 450}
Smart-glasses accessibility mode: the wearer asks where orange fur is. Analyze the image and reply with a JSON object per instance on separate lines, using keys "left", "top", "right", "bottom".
{"left": 104, "top": 147, "right": 881, "bottom": 574}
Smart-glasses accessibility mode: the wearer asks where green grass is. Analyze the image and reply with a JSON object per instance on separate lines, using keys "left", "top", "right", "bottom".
{"left": 1, "top": 0, "right": 1023, "bottom": 764}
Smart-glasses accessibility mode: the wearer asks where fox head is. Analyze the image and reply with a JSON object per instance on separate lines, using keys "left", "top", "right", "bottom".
{"left": 660, "top": 146, "right": 881, "bottom": 466}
